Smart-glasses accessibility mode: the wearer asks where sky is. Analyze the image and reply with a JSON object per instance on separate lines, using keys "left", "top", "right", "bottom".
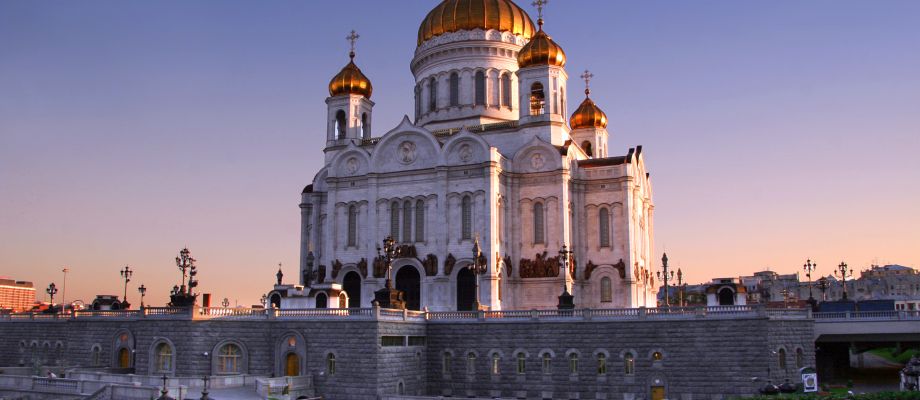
{"left": 1, "top": 1, "right": 918, "bottom": 307}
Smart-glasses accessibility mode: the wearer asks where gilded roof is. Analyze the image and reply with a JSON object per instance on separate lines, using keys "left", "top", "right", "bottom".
{"left": 517, "top": 27, "right": 566, "bottom": 68}
{"left": 570, "top": 94, "right": 608, "bottom": 129}
{"left": 418, "top": 0, "right": 536, "bottom": 46}
{"left": 328, "top": 55, "right": 373, "bottom": 99}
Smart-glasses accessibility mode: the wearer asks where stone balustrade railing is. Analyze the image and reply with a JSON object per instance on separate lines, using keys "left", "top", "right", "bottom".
{"left": 812, "top": 310, "right": 920, "bottom": 321}
{"left": 0, "top": 305, "right": 814, "bottom": 323}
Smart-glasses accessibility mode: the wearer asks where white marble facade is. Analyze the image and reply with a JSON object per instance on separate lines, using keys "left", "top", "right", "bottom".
{"left": 295, "top": 10, "right": 656, "bottom": 312}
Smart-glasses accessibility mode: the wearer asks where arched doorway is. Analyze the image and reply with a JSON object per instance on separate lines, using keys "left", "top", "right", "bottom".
{"left": 117, "top": 347, "right": 131, "bottom": 368}
{"left": 269, "top": 293, "right": 281, "bottom": 308}
{"left": 396, "top": 266, "right": 421, "bottom": 311}
{"left": 284, "top": 353, "right": 300, "bottom": 376}
{"left": 343, "top": 271, "right": 362, "bottom": 308}
{"left": 718, "top": 288, "right": 735, "bottom": 306}
{"left": 456, "top": 267, "right": 476, "bottom": 311}
{"left": 316, "top": 293, "right": 327, "bottom": 309}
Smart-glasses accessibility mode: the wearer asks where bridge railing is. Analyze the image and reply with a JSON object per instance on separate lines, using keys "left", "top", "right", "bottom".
{"left": 813, "top": 310, "right": 920, "bottom": 321}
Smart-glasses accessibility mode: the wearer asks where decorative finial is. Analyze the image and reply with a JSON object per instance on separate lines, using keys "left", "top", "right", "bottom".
{"left": 346, "top": 30, "right": 360, "bottom": 60}
{"left": 532, "top": 0, "right": 547, "bottom": 29}
{"left": 580, "top": 69, "right": 594, "bottom": 97}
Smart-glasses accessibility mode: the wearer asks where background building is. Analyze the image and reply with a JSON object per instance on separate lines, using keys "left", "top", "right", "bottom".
{"left": 0, "top": 278, "right": 35, "bottom": 312}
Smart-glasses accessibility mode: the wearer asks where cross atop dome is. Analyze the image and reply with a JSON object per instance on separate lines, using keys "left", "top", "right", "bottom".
{"left": 532, "top": 0, "right": 547, "bottom": 28}
{"left": 346, "top": 30, "right": 360, "bottom": 59}
{"left": 581, "top": 69, "right": 594, "bottom": 97}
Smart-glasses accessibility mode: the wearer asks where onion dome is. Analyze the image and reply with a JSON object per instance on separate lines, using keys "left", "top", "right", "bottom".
{"left": 328, "top": 51, "right": 372, "bottom": 99}
{"left": 418, "top": 0, "right": 536, "bottom": 46}
{"left": 570, "top": 89, "right": 608, "bottom": 130}
{"left": 517, "top": 18, "right": 566, "bottom": 68}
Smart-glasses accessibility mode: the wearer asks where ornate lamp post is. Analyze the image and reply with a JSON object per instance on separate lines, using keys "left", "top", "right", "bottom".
{"left": 61, "top": 267, "right": 69, "bottom": 311}
{"left": 221, "top": 298, "right": 230, "bottom": 308}
{"left": 802, "top": 259, "right": 817, "bottom": 301}
{"left": 119, "top": 265, "right": 133, "bottom": 308}
{"left": 835, "top": 262, "right": 852, "bottom": 301}
{"left": 260, "top": 294, "right": 268, "bottom": 308}
{"left": 657, "top": 253, "right": 674, "bottom": 308}
{"left": 138, "top": 284, "right": 147, "bottom": 308}
{"left": 46, "top": 283, "right": 58, "bottom": 311}
{"left": 470, "top": 238, "right": 488, "bottom": 311}
{"left": 557, "top": 244, "right": 575, "bottom": 310}
{"left": 676, "top": 268, "right": 684, "bottom": 307}
{"left": 198, "top": 375, "right": 212, "bottom": 400}
{"left": 373, "top": 236, "right": 406, "bottom": 309}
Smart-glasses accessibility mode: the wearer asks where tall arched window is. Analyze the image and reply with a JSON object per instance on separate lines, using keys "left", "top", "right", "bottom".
{"left": 582, "top": 141, "right": 593, "bottom": 157}
{"left": 217, "top": 343, "right": 242, "bottom": 374}
{"left": 541, "top": 352, "right": 551, "bottom": 374}
{"left": 428, "top": 77, "right": 438, "bottom": 112}
{"left": 600, "top": 277, "right": 612, "bottom": 303}
{"left": 467, "top": 352, "right": 476, "bottom": 374}
{"left": 403, "top": 201, "right": 412, "bottom": 243}
{"left": 326, "top": 353, "right": 336, "bottom": 375}
{"left": 154, "top": 342, "right": 172, "bottom": 373}
{"left": 414, "top": 84, "right": 421, "bottom": 119}
{"left": 316, "top": 292, "right": 327, "bottom": 309}
{"left": 361, "top": 113, "right": 369, "bottom": 138}
{"left": 568, "top": 353, "right": 578, "bottom": 374}
{"left": 530, "top": 82, "right": 545, "bottom": 115}
{"left": 390, "top": 202, "right": 400, "bottom": 241}
{"left": 795, "top": 348, "right": 804, "bottom": 369}
{"left": 334, "top": 110, "right": 346, "bottom": 139}
{"left": 597, "top": 353, "right": 607, "bottom": 375}
{"left": 415, "top": 200, "right": 425, "bottom": 242}
{"left": 533, "top": 202, "right": 545, "bottom": 244}
{"left": 91, "top": 346, "right": 102, "bottom": 367}
{"left": 449, "top": 73, "right": 459, "bottom": 106}
{"left": 461, "top": 196, "right": 472, "bottom": 240}
{"left": 624, "top": 352, "right": 635, "bottom": 375}
{"left": 778, "top": 348, "right": 787, "bottom": 370}
{"left": 491, "top": 353, "right": 500, "bottom": 375}
{"left": 599, "top": 208, "right": 610, "bottom": 247}
{"left": 501, "top": 74, "right": 512, "bottom": 107}
{"left": 347, "top": 205, "right": 357, "bottom": 247}
{"left": 475, "top": 71, "right": 486, "bottom": 106}
{"left": 516, "top": 353, "right": 526, "bottom": 374}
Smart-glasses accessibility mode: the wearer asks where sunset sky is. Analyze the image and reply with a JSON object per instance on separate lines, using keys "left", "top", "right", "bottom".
{"left": 1, "top": 1, "right": 918, "bottom": 307}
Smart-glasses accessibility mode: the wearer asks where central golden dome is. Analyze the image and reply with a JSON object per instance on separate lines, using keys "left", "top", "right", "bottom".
{"left": 418, "top": 0, "right": 537, "bottom": 46}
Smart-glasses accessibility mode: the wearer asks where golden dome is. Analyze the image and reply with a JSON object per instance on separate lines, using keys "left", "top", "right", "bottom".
{"left": 328, "top": 53, "right": 373, "bottom": 99}
{"left": 570, "top": 93, "right": 608, "bottom": 130}
{"left": 418, "top": 0, "right": 536, "bottom": 46}
{"left": 517, "top": 24, "right": 566, "bottom": 68}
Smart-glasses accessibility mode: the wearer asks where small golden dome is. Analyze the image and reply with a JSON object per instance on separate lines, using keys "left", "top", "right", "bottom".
{"left": 517, "top": 25, "right": 566, "bottom": 68}
{"left": 418, "top": 0, "right": 536, "bottom": 46}
{"left": 570, "top": 93, "right": 608, "bottom": 130}
{"left": 328, "top": 53, "right": 372, "bottom": 99}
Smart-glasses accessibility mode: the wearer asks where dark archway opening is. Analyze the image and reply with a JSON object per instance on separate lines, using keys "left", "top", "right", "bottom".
{"left": 343, "top": 271, "right": 362, "bottom": 308}
{"left": 718, "top": 288, "right": 735, "bottom": 306}
{"left": 316, "top": 293, "right": 328, "bottom": 309}
{"left": 396, "top": 266, "right": 421, "bottom": 311}
{"left": 456, "top": 267, "right": 477, "bottom": 311}
{"left": 270, "top": 293, "right": 281, "bottom": 309}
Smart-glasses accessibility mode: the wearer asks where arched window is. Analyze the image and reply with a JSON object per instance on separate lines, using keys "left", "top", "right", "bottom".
{"left": 597, "top": 353, "right": 607, "bottom": 375}
{"left": 154, "top": 342, "right": 172, "bottom": 373}
{"left": 475, "top": 71, "right": 486, "bottom": 105}
{"left": 568, "top": 353, "right": 578, "bottom": 374}
{"left": 347, "top": 205, "right": 358, "bottom": 247}
{"left": 541, "top": 353, "right": 551, "bottom": 374}
{"left": 795, "top": 348, "right": 804, "bottom": 369}
{"left": 652, "top": 351, "right": 663, "bottom": 361}
{"left": 390, "top": 202, "right": 400, "bottom": 241}
{"left": 335, "top": 110, "right": 346, "bottom": 139}
{"left": 461, "top": 196, "right": 472, "bottom": 240}
{"left": 397, "top": 381, "right": 405, "bottom": 395}
{"left": 516, "top": 353, "right": 526, "bottom": 374}
{"left": 316, "top": 292, "right": 327, "bottom": 309}
{"left": 217, "top": 343, "right": 242, "bottom": 374}
{"left": 466, "top": 352, "right": 476, "bottom": 374}
{"left": 624, "top": 352, "right": 635, "bottom": 375}
{"left": 491, "top": 353, "right": 500, "bottom": 375}
{"left": 533, "top": 202, "right": 545, "bottom": 244}
{"left": 529, "top": 82, "right": 545, "bottom": 115}
{"left": 561, "top": 90, "right": 566, "bottom": 117}
{"left": 442, "top": 352, "right": 452, "bottom": 375}
{"left": 501, "top": 73, "right": 512, "bottom": 107}
{"left": 778, "top": 348, "right": 787, "bottom": 370}
{"left": 327, "top": 353, "right": 336, "bottom": 375}
{"left": 361, "top": 113, "right": 369, "bottom": 138}
{"left": 600, "top": 277, "right": 612, "bottom": 303}
{"left": 582, "top": 141, "right": 593, "bottom": 157}
{"left": 403, "top": 201, "right": 412, "bottom": 243}
{"left": 414, "top": 84, "right": 422, "bottom": 119}
{"left": 599, "top": 208, "right": 610, "bottom": 247}
{"left": 415, "top": 200, "right": 425, "bottom": 242}
{"left": 91, "top": 345, "right": 102, "bottom": 367}
{"left": 449, "top": 73, "right": 459, "bottom": 106}
{"left": 428, "top": 77, "right": 438, "bottom": 112}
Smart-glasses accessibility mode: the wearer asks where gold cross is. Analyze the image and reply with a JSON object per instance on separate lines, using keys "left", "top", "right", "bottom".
{"left": 346, "top": 30, "right": 360, "bottom": 57}
{"left": 532, "top": 0, "right": 547, "bottom": 22}
{"left": 580, "top": 69, "right": 594, "bottom": 96}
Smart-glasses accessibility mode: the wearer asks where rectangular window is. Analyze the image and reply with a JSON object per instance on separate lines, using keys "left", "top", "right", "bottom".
{"left": 381, "top": 336, "right": 406, "bottom": 347}
{"left": 408, "top": 336, "right": 426, "bottom": 346}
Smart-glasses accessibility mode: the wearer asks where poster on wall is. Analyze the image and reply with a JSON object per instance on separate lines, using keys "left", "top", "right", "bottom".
{"left": 802, "top": 373, "right": 818, "bottom": 392}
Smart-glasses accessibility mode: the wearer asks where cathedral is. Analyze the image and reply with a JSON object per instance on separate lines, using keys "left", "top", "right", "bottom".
{"left": 285, "top": 0, "right": 657, "bottom": 312}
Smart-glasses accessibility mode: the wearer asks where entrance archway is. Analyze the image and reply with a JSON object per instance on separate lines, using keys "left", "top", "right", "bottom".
{"left": 456, "top": 267, "right": 476, "bottom": 311}
{"left": 396, "top": 266, "right": 421, "bottom": 311}
{"left": 117, "top": 347, "right": 131, "bottom": 368}
{"left": 718, "top": 288, "right": 735, "bottom": 306}
{"left": 285, "top": 353, "right": 300, "bottom": 376}
{"left": 343, "top": 271, "right": 362, "bottom": 308}
{"left": 269, "top": 293, "right": 281, "bottom": 308}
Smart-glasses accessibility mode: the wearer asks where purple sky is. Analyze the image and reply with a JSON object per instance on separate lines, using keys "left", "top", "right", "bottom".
{"left": 1, "top": 1, "right": 918, "bottom": 307}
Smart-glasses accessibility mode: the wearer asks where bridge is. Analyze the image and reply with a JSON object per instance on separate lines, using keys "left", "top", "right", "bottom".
{"left": 813, "top": 310, "right": 920, "bottom": 342}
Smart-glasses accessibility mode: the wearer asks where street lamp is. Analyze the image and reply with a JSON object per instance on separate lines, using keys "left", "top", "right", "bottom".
{"left": 61, "top": 267, "right": 69, "bottom": 311}
{"left": 120, "top": 265, "right": 133, "bottom": 308}
{"left": 372, "top": 236, "right": 406, "bottom": 309}
{"left": 676, "top": 268, "right": 684, "bottom": 307}
{"left": 557, "top": 244, "right": 574, "bottom": 310}
{"left": 803, "top": 259, "right": 817, "bottom": 301}
{"left": 46, "top": 283, "right": 58, "bottom": 311}
{"left": 470, "top": 237, "right": 488, "bottom": 311}
{"left": 835, "top": 262, "right": 852, "bottom": 300}
{"left": 138, "top": 284, "right": 147, "bottom": 308}
{"left": 656, "top": 253, "right": 674, "bottom": 308}
{"left": 221, "top": 298, "right": 230, "bottom": 308}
